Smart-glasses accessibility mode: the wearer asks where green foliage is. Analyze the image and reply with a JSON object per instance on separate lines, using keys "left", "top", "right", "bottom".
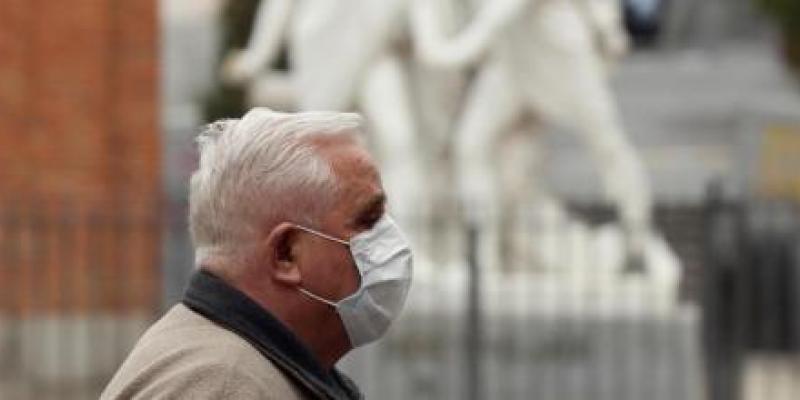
{"left": 221, "top": 0, "right": 263, "bottom": 51}
{"left": 201, "top": 0, "right": 261, "bottom": 122}
{"left": 756, "top": 0, "right": 800, "bottom": 77}
{"left": 756, "top": 0, "right": 800, "bottom": 34}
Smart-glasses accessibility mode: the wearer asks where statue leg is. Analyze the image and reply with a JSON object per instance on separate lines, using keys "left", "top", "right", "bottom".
{"left": 498, "top": 125, "right": 541, "bottom": 270}
{"left": 455, "top": 59, "right": 521, "bottom": 271}
{"left": 497, "top": 124, "right": 576, "bottom": 272}
{"left": 407, "top": 61, "right": 467, "bottom": 267}
{"left": 358, "top": 52, "right": 430, "bottom": 259}
{"left": 568, "top": 73, "right": 653, "bottom": 273}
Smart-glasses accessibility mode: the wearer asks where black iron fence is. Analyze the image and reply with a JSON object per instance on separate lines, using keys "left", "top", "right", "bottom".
{"left": 703, "top": 188, "right": 800, "bottom": 400}
{"left": 1, "top": 189, "right": 800, "bottom": 399}
{"left": 0, "top": 198, "right": 160, "bottom": 400}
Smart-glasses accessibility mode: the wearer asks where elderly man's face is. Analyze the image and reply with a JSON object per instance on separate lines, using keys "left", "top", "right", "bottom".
{"left": 295, "top": 135, "right": 386, "bottom": 305}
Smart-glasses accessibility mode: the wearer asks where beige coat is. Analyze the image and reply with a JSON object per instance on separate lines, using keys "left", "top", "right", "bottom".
{"left": 101, "top": 304, "right": 308, "bottom": 400}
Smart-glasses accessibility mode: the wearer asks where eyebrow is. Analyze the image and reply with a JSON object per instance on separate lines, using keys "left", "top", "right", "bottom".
{"left": 351, "top": 192, "right": 386, "bottom": 229}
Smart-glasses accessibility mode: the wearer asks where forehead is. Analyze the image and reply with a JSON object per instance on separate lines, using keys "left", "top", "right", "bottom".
{"left": 312, "top": 135, "right": 378, "bottom": 179}
{"left": 311, "top": 135, "right": 383, "bottom": 202}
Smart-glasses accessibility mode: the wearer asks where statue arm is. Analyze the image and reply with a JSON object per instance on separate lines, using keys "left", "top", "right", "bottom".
{"left": 410, "top": 0, "right": 530, "bottom": 69}
{"left": 568, "top": 0, "right": 629, "bottom": 61}
{"left": 222, "top": 0, "right": 295, "bottom": 83}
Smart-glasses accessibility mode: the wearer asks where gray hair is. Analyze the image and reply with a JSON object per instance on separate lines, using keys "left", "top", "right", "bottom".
{"left": 189, "top": 107, "right": 364, "bottom": 267}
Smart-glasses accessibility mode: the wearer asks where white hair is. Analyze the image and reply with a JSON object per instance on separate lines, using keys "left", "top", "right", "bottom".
{"left": 189, "top": 107, "right": 364, "bottom": 267}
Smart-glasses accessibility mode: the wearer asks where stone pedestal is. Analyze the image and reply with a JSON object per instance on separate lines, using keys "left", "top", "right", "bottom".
{"left": 341, "top": 269, "right": 704, "bottom": 400}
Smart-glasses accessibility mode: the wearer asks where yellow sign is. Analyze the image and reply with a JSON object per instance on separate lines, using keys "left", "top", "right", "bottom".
{"left": 758, "top": 124, "right": 800, "bottom": 201}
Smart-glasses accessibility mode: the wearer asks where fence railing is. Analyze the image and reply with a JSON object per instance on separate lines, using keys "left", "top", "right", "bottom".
{"left": 2, "top": 191, "right": 800, "bottom": 399}
{"left": 0, "top": 198, "right": 161, "bottom": 400}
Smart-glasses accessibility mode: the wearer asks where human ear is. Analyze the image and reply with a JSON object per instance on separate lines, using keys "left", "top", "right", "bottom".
{"left": 265, "top": 223, "right": 302, "bottom": 286}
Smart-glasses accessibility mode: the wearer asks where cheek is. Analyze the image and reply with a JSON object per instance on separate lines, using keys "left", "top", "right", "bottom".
{"left": 306, "top": 244, "right": 359, "bottom": 299}
{"left": 334, "top": 250, "right": 360, "bottom": 296}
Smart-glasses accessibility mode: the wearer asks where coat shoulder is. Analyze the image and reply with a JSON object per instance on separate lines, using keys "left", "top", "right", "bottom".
{"left": 101, "top": 304, "right": 306, "bottom": 400}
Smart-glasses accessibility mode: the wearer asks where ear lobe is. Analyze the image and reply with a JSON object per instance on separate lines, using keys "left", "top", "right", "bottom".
{"left": 266, "top": 223, "right": 303, "bottom": 286}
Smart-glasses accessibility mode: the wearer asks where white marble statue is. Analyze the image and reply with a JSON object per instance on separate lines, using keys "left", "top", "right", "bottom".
{"left": 412, "top": 0, "right": 664, "bottom": 275}
{"left": 221, "top": 0, "right": 678, "bottom": 284}
{"left": 221, "top": 0, "right": 471, "bottom": 269}
{"left": 222, "top": 0, "right": 426, "bottom": 228}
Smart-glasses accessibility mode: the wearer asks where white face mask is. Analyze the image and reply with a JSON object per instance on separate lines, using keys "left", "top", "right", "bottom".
{"left": 293, "top": 215, "right": 413, "bottom": 348}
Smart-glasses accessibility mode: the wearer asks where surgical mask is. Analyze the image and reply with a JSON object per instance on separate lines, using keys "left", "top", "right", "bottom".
{"left": 294, "top": 215, "right": 413, "bottom": 347}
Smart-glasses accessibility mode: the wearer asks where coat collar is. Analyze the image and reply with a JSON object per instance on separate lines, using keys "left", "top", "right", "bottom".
{"left": 182, "top": 270, "right": 362, "bottom": 400}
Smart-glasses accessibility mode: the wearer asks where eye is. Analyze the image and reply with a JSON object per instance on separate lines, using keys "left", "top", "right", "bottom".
{"left": 356, "top": 211, "right": 381, "bottom": 230}
{"left": 352, "top": 193, "right": 386, "bottom": 230}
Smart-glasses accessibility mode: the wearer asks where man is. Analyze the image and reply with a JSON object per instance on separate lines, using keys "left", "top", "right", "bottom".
{"left": 102, "top": 108, "right": 414, "bottom": 399}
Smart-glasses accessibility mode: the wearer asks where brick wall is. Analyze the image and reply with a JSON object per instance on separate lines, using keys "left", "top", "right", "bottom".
{"left": 0, "top": 0, "right": 160, "bottom": 315}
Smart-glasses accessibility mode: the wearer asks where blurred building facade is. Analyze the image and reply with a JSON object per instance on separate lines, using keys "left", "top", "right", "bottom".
{"left": 0, "top": 0, "right": 159, "bottom": 397}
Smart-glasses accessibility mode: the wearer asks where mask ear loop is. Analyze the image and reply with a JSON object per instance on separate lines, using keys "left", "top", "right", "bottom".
{"left": 293, "top": 224, "right": 350, "bottom": 246}
{"left": 292, "top": 224, "right": 351, "bottom": 307}
{"left": 298, "top": 287, "right": 338, "bottom": 307}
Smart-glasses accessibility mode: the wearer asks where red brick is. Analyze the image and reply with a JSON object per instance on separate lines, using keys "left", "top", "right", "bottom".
{"left": 0, "top": 0, "right": 160, "bottom": 315}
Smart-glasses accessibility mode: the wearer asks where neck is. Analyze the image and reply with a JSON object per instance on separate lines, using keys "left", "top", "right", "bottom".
{"left": 286, "top": 306, "right": 351, "bottom": 369}
{"left": 237, "top": 280, "right": 351, "bottom": 370}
